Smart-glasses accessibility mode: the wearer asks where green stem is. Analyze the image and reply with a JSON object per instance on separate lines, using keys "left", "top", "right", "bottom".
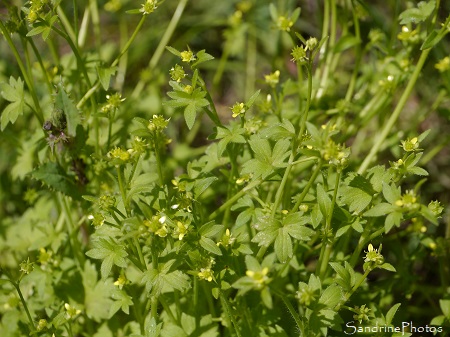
{"left": 61, "top": 196, "right": 85, "bottom": 267}
{"left": 245, "top": 27, "right": 256, "bottom": 100}
{"left": 271, "top": 152, "right": 295, "bottom": 218}
{"left": 153, "top": 138, "right": 165, "bottom": 187}
{"left": 298, "top": 64, "right": 313, "bottom": 138}
{"left": 208, "top": 179, "right": 262, "bottom": 221}
{"left": 272, "top": 288, "right": 305, "bottom": 336}
{"left": 336, "top": 268, "right": 371, "bottom": 310}
{"left": 27, "top": 37, "right": 53, "bottom": 94}
{"left": 132, "top": 0, "right": 188, "bottom": 98}
{"left": 117, "top": 166, "right": 131, "bottom": 216}
{"left": 317, "top": 170, "right": 341, "bottom": 278}
{"left": 315, "top": 0, "right": 337, "bottom": 99}
{"left": 11, "top": 280, "right": 35, "bottom": 332}
{"left": 291, "top": 160, "right": 323, "bottom": 212}
{"left": 111, "top": 15, "right": 147, "bottom": 68}
{"left": 220, "top": 292, "right": 242, "bottom": 337}
{"left": 358, "top": 48, "right": 431, "bottom": 174}
{"left": 133, "top": 237, "right": 146, "bottom": 268}
{"left": 0, "top": 21, "right": 44, "bottom": 125}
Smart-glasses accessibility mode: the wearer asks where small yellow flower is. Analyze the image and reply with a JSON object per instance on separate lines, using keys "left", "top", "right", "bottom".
{"left": 114, "top": 274, "right": 127, "bottom": 289}
{"left": 400, "top": 137, "right": 419, "bottom": 152}
{"left": 19, "top": 258, "right": 33, "bottom": 274}
{"left": 364, "top": 244, "right": 384, "bottom": 264}
{"left": 36, "top": 319, "right": 48, "bottom": 332}
{"left": 246, "top": 267, "right": 270, "bottom": 289}
{"left": 140, "top": 0, "right": 158, "bottom": 15}
{"left": 435, "top": 57, "right": 450, "bottom": 72}
{"left": 264, "top": 70, "right": 280, "bottom": 87}
{"left": 174, "top": 221, "right": 188, "bottom": 240}
{"left": 277, "top": 16, "right": 293, "bottom": 32}
{"left": 65, "top": 303, "right": 81, "bottom": 319}
{"left": 231, "top": 102, "right": 246, "bottom": 118}
{"left": 180, "top": 50, "right": 196, "bottom": 63}
{"left": 198, "top": 268, "right": 214, "bottom": 282}
{"left": 169, "top": 64, "right": 186, "bottom": 82}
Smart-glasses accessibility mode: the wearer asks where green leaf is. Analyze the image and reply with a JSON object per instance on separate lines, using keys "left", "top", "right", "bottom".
{"left": 165, "top": 46, "right": 181, "bottom": 57}
{"left": 0, "top": 76, "right": 24, "bottom": 131}
{"left": 55, "top": 82, "right": 81, "bottom": 136}
{"left": 245, "top": 90, "right": 260, "bottom": 109}
{"left": 333, "top": 34, "right": 360, "bottom": 53}
{"left": 385, "top": 211, "right": 403, "bottom": 232}
{"left": 86, "top": 238, "right": 128, "bottom": 279}
{"left": 336, "top": 225, "right": 350, "bottom": 237}
{"left": 379, "top": 263, "right": 396, "bottom": 272}
{"left": 382, "top": 183, "right": 401, "bottom": 204}
{"left": 82, "top": 260, "right": 115, "bottom": 322}
{"left": 31, "top": 162, "right": 82, "bottom": 199}
{"left": 97, "top": 65, "right": 117, "bottom": 90}
{"left": 274, "top": 228, "right": 292, "bottom": 262}
{"left": 200, "top": 237, "right": 222, "bottom": 255}
{"left": 319, "top": 284, "right": 342, "bottom": 308}
{"left": 199, "top": 221, "right": 223, "bottom": 237}
{"left": 192, "top": 50, "right": 214, "bottom": 68}
{"left": 285, "top": 223, "right": 314, "bottom": 241}
{"left": 261, "top": 287, "right": 273, "bottom": 309}
{"left": 317, "top": 184, "right": 332, "bottom": 219}
{"left": 194, "top": 176, "right": 218, "bottom": 197}
{"left": 364, "top": 203, "right": 396, "bottom": 217}
{"left": 385, "top": 303, "right": 401, "bottom": 325}
{"left": 439, "top": 299, "right": 450, "bottom": 318}
{"left": 184, "top": 103, "right": 196, "bottom": 129}
{"left": 408, "top": 166, "right": 428, "bottom": 176}
{"left": 399, "top": 1, "right": 436, "bottom": 24}
{"left": 109, "top": 289, "right": 133, "bottom": 316}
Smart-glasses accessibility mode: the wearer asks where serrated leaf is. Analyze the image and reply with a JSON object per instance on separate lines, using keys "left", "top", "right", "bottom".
{"left": 285, "top": 223, "right": 314, "bottom": 241}
{"left": 82, "top": 260, "right": 115, "bottom": 322}
{"left": 274, "top": 228, "right": 292, "bottom": 262}
{"left": 31, "top": 162, "right": 82, "bottom": 199}
{"left": 55, "top": 82, "right": 81, "bottom": 136}
{"left": 192, "top": 49, "right": 214, "bottom": 68}
{"left": 399, "top": 1, "right": 435, "bottom": 24}
{"left": 0, "top": 76, "right": 24, "bottom": 131}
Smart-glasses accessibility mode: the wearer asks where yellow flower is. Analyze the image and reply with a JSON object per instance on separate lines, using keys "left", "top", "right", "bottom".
{"left": 180, "top": 50, "right": 196, "bottom": 63}
{"left": 435, "top": 57, "right": 450, "bottom": 72}
{"left": 231, "top": 102, "right": 246, "bottom": 118}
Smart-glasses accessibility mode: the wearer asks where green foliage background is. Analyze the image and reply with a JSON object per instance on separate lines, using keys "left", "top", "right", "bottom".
{"left": 1, "top": 0, "right": 450, "bottom": 336}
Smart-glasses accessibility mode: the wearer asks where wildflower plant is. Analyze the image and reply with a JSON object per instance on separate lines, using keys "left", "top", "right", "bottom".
{"left": 1, "top": 1, "right": 450, "bottom": 337}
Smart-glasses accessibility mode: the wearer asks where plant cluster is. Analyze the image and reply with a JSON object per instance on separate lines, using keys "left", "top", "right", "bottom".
{"left": 1, "top": 1, "right": 450, "bottom": 337}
